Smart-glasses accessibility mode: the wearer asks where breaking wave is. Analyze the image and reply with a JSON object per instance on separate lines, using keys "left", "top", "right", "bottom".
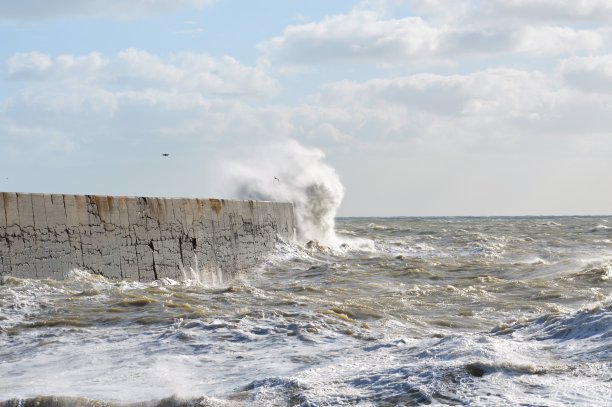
{"left": 497, "top": 303, "right": 612, "bottom": 344}
{"left": 219, "top": 139, "right": 344, "bottom": 246}
{"left": 0, "top": 395, "right": 231, "bottom": 407}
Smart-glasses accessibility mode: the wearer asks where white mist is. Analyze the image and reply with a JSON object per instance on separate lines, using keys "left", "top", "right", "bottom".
{"left": 219, "top": 139, "right": 344, "bottom": 246}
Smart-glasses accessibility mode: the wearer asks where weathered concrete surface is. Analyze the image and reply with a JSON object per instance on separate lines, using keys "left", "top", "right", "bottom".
{"left": 0, "top": 193, "right": 295, "bottom": 281}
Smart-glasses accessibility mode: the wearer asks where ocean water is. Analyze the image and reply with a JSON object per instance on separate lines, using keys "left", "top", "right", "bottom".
{"left": 1, "top": 216, "right": 611, "bottom": 406}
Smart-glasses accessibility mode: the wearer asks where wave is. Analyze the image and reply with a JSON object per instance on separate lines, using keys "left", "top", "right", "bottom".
{"left": 464, "top": 360, "right": 551, "bottom": 377}
{"left": 590, "top": 224, "right": 611, "bottom": 232}
{"left": 527, "top": 305, "right": 611, "bottom": 343}
{"left": 242, "top": 371, "right": 436, "bottom": 406}
{"left": 540, "top": 221, "right": 564, "bottom": 227}
{"left": 217, "top": 139, "right": 344, "bottom": 246}
{"left": 493, "top": 303, "right": 612, "bottom": 347}
{"left": 0, "top": 395, "right": 233, "bottom": 407}
{"left": 565, "top": 261, "right": 612, "bottom": 282}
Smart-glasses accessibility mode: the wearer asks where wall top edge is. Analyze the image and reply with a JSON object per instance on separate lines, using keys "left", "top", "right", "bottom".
{"left": 0, "top": 191, "right": 292, "bottom": 206}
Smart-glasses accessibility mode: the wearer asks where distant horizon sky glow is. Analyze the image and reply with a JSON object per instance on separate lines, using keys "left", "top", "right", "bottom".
{"left": 1, "top": 0, "right": 611, "bottom": 216}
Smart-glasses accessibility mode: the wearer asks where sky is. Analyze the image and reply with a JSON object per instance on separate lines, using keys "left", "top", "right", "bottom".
{"left": 1, "top": 0, "right": 612, "bottom": 217}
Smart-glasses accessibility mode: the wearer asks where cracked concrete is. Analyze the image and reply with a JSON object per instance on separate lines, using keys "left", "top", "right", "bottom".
{"left": 0, "top": 193, "right": 295, "bottom": 281}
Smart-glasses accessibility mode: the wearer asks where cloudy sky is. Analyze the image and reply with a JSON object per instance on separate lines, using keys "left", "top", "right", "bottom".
{"left": 1, "top": 0, "right": 611, "bottom": 216}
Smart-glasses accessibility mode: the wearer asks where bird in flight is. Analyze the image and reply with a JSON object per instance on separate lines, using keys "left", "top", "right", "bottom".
{"left": 274, "top": 176, "right": 280, "bottom": 182}
{"left": 162, "top": 153, "right": 169, "bottom": 157}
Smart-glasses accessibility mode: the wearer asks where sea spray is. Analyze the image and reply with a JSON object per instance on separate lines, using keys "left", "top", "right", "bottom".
{"left": 179, "top": 255, "right": 224, "bottom": 286}
{"left": 219, "top": 140, "right": 344, "bottom": 246}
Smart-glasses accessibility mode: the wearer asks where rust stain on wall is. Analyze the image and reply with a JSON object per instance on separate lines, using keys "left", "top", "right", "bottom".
{"left": 210, "top": 199, "right": 223, "bottom": 215}
{"left": 93, "top": 195, "right": 111, "bottom": 224}
{"left": 0, "top": 193, "right": 295, "bottom": 282}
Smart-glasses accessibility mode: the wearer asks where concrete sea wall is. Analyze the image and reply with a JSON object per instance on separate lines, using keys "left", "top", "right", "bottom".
{"left": 0, "top": 193, "right": 295, "bottom": 281}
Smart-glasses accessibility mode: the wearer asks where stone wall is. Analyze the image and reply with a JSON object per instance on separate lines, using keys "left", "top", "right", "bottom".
{"left": 0, "top": 193, "right": 295, "bottom": 281}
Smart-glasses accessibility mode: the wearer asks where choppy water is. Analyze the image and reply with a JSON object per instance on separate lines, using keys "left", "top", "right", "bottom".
{"left": 1, "top": 217, "right": 611, "bottom": 406}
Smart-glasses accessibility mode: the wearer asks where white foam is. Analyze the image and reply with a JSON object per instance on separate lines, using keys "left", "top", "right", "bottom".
{"left": 2, "top": 217, "right": 611, "bottom": 406}
{"left": 179, "top": 255, "right": 226, "bottom": 287}
{"left": 216, "top": 139, "right": 344, "bottom": 246}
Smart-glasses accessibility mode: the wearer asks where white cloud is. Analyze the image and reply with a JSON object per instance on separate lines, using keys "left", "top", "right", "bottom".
{"left": 7, "top": 52, "right": 110, "bottom": 84}
{"left": 317, "top": 69, "right": 552, "bottom": 119}
{"left": 392, "top": 0, "right": 478, "bottom": 22}
{"left": 394, "top": 0, "right": 612, "bottom": 23}
{"left": 560, "top": 54, "right": 612, "bottom": 93}
{"left": 172, "top": 53, "right": 279, "bottom": 97}
{"left": 6, "top": 52, "right": 53, "bottom": 78}
{"left": 260, "top": 10, "right": 442, "bottom": 64}
{"left": 5, "top": 50, "right": 612, "bottom": 153}
{"left": 173, "top": 28, "right": 205, "bottom": 36}
{"left": 11, "top": 84, "right": 118, "bottom": 115}
{"left": 488, "top": 0, "right": 612, "bottom": 23}
{"left": 3, "top": 53, "right": 612, "bottom": 214}
{"left": 301, "top": 66, "right": 612, "bottom": 162}
{"left": 296, "top": 63, "right": 612, "bottom": 214}
{"left": 2, "top": 124, "right": 76, "bottom": 155}
{"left": 514, "top": 26, "right": 604, "bottom": 54}
{"left": 5, "top": 49, "right": 279, "bottom": 98}
{"left": 261, "top": 6, "right": 605, "bottom": 66}
{"left": 3, "top": 1, "right": 611, "bottom": 215}
{"left": 1, "top": 49, "right": 281, "bottom": 168}
{"left": 0, "top": 0, "right": 215, "bottom": 21}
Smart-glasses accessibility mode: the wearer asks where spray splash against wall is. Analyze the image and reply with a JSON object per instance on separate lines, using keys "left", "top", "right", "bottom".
{"left": 220, "top": 140, "right": 344, "bottom": 246}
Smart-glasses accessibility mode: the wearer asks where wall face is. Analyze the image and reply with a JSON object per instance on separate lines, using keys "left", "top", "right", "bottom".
{"left": 0, "top": 193, "right": 295, "bottom": 281}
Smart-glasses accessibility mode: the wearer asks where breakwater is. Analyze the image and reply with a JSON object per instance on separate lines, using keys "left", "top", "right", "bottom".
{"left": 0, "top": 192, "right": 295, "bottom": 281}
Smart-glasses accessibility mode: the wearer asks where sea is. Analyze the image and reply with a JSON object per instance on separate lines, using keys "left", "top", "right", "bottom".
{"left": 1, "top": 216, "right": 611, "bottom": 406}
